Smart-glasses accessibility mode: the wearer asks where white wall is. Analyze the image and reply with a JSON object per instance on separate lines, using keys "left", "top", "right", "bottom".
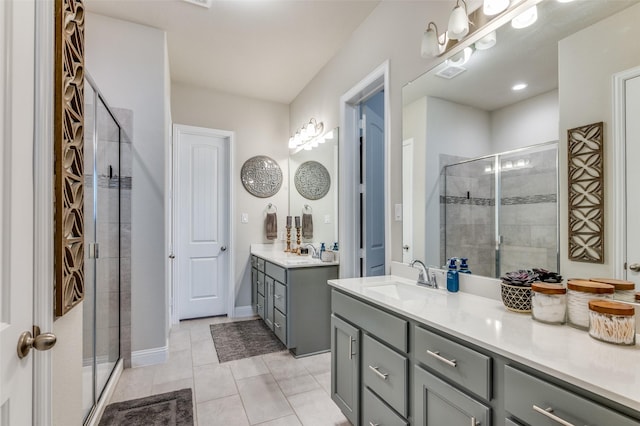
{"left": 171, "top": 82, "right": 290, "bottom": 308}
{"left": 85, "top": 13, "right": 169, "bottom": 353}
{"left": 52, "top": 305, "right": 83, "bottom": 425}
{"left": 289, "top": 1, "right": 455, "bottom": 263}
{"left": 559, "top": 2, "right": 640, "bottom": 279}
{"left": 491, "top": 90, "right": 559, "bottom": 153}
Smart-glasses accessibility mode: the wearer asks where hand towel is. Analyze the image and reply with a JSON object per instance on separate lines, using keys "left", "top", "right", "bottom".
{"left": 266, "top": 212, "right": 277, "bottom": 240}
{"left": 302, "top": 213, "right": 313, "bottom": 239}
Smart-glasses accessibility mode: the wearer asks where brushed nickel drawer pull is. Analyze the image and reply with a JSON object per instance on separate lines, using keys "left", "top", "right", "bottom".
{"left": 274, "top": 294, "right": 282, "bottom": 299}
{"left": 369, "top": 422, "right": 379, "bottom": 426}
{"left": 532, "top": 405, "right": 575, "bottom": 426}
{"left": 349, "top": 336, "right": 355, "bottom": 360}
{"left": 274, "top": 322, "right": 281, "bottom": 329}
{"left": 427, "top": 349, "right": 457, "bottom": 367}
{"left": 470, "top": 416, "right": 478, "bottom": 426}
{"left": 368, "top": 365, "right": 389, "bottom": 380}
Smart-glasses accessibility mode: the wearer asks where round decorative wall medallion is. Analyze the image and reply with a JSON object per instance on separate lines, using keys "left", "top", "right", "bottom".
{"left": 294, "top": 161, "right": 331, "bottom": 200}
{"left": 241, "top": 155, "right": 283, "bottom": 198}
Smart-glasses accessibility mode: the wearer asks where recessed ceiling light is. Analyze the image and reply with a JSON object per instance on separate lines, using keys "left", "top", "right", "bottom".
{"left": 512, "top": 83, "right": 528, "bottom": 91}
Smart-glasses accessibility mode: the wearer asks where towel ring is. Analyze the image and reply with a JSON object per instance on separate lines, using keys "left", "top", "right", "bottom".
{"left": 303, "top": 204, "right": 312, "bottom": 213}
{"left": 266, "top": 203, "right": 277, "bottom": 213}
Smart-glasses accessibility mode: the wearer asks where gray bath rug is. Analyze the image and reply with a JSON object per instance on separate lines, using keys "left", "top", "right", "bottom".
{"left": 99, "top": 388, "right": 193, "bottom": 426}
{"left": 210, "top": 319, "right": 286, "bottom": 363}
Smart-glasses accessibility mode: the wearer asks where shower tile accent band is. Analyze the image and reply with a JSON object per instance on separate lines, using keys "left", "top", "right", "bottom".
{"left": 441, "top": 194, "right": 556, "bottom": 206}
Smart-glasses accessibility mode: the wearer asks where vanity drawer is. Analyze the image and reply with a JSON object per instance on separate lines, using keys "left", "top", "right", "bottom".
{"left": 331, "top": 290, "right": 408, "bottom": 352}
{"left": 257, "top": 257, "right": 265, "bottom": 272}
{"left": 505, "top": 366, "right": 639, "bottom": 426}
{"left": 362, "top": 334, "right": 408, "bottom": 417}
{"left": 413, "top": 326, "right": 491, "bottom": 400}
{"left": 257, "top": 272, "right": 265, "bottom": 296}
{"left": 273, "top": 308, "right": 287, "bottom": 345}
{"left": 266, "top": 262, "right": 286, "bottom": 283}
{"left": 274, "top": 280, "right": 286, "bottom": 313}
{"left": 362, "top": 387, "right": 408, "bottom": 426}
{"left": 257, "top": 293, "right": 265, "bottom": 320}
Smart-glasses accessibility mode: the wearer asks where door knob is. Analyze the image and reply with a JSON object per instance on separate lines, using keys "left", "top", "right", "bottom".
{"left": 220, "top": 246, "right": 227, "bottom": 252}
{"left": 629, "top": 263, "right": 640, "bottom": 272}
{"left": 17, "top": 326, "right": 57, "bottom": 359}
{"left": 403, "top": 245, "right": 410, "bottom": 251}
{"left": 169, "top": 254, "right": 175, "bottom": 259}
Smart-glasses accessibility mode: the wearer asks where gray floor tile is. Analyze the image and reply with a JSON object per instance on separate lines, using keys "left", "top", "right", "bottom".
{"left": 153, "top": 349, "right": 193, "bottom": 385}
{"left": 287, "top": 389, "right": 350, "bottom": 426}
{"left": 263, "top": 351, "right": 309, "bottom": 381}
{"left": 237, "top": 374, "right": 294, "bottom": 424}
{"left": 192, "top": 337, "right": 220, "bottom": 366}
{"left": 197, "top": 394, "right": 250, "bottom": 426}
{"left": 194, "top": 364, "right": 237, "bottom": 403}
{"left": 151, "top": 377, "right": 194, "bottom": 396}
{"left": 313, "top": 371, "right": 331, "bottom": 396}
{"left": 298, "top": 352, "right": 331, "bottom": 376}
{"left": 228, "top": 356, "right": 270, "bottom": 380}
{"left": 169, "top": 329, "right": 192, "bottom": 353}
{"left": 255, "top": 415, "right": 302, "bottom": 426}
{"left": 276, "top": 373, "right": 320, "bottom": 397}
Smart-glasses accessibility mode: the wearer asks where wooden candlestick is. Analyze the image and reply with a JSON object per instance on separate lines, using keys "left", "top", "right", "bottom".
{"left": 284, "top": 226, "right": 292, "bottom": 252}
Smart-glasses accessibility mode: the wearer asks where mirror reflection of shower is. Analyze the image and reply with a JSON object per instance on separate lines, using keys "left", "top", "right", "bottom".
{"left": 442, "top": 142, "right": 559, "bottom": 278}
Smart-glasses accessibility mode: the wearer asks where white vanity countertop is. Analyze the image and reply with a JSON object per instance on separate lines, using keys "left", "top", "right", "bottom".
{"left": 251, "top": 244, "right": 339, "bottom": 269}
{"left": 328, "top": 275, "right": 640, "bottom": 412}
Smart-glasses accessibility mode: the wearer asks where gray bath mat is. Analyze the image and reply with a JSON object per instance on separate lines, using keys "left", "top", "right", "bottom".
{"left": 210, "top": 319, "right": 286, "bottom": 363}
{"left": 99, "top": 388, "right": 193, "bottom": 426}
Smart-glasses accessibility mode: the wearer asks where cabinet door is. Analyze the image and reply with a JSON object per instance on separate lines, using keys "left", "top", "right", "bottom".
{"left": 251, "top": 267, "right": 258, "bottom": 311}
{"left": 331, "top": 314, "right": 360, "bottom": 426}
{"left": 413, "top": 365, "right": 490, "bottom": 426}
{"left": 257, "top": 293, "right": 265, "bottom": 321}
{"left": 265, "top": 277, "right": 274, "bottom": 330}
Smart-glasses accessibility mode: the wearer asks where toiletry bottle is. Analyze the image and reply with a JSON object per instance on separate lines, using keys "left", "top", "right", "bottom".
{"left": 459, "top": 258, "right": 471, "bottom": 274}
{"left": 447, "top": 258, "right": 459, "bottom": 293}
{"left": 332, "top": 242, "right": 338, "bottom": 251}
{"left": 320, "top": 243, "right": 326, "bottom": 259}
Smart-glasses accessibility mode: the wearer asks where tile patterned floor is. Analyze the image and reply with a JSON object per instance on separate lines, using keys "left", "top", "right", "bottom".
{"left": 110, "top": 316, "right": 350, "bottom": 426}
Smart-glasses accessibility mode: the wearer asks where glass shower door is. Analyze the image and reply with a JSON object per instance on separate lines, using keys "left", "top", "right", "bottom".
{"left": 83, "top": 78, "right": 121, "bottom": 422}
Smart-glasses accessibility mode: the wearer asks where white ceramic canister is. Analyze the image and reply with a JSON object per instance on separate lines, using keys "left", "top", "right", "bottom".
{"left": 589, "top": 278, "right": 635, "bottom": 303}
{"left": 588, "top": 300, "right": 636, "bottom": 346}
{"left": 566, "top": 280, "right": 614, "bottom": 329}
{"left": 531, "top": 283, "right": 566, "bottom": 325}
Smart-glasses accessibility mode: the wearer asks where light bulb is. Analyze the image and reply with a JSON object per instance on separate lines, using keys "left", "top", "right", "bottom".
{"left": 421, "top": 26, "right": 440, "bottom": 58}
{"left": 475, "top": 31, "right": 497, "bottom": 50}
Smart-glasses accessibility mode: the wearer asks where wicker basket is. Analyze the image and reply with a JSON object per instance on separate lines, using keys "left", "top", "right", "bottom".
{"left": 501, "top": 282, "right": 532, "bottom": 313}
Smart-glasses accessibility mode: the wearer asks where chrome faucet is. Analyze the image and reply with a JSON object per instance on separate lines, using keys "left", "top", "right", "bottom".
{"left": 409, "top": 259, "right": 437, "bottom": 289}
{"left": 304, "top": 244, "right": 319, "bottom": 259}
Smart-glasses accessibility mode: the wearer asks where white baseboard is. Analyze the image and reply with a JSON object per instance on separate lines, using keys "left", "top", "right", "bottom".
{"left": 131, "top": 344, "right": 168, "bottom": 368}
{"left": 233, "top": 305, "right": 255, "bottom": 318}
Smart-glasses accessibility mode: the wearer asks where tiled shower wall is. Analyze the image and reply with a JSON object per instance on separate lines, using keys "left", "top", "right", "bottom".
{"left": 441, "top": 146, "right": 558, "bottom": 278}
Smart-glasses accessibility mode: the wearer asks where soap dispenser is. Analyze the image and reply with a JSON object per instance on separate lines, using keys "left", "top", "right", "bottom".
{"left": 459, "top": 258, "right": 471, "bottom": 274}
{"left": 446, "top": 258, "right": 459, "bottom": 293}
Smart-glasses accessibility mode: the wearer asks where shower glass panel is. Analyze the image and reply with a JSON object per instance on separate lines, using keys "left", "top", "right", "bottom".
{"left": 443, "top": 142, "right": 559, "bottom": 278}
{"left": 443, "top": 157, "right": 496, "bottom": 277}
{"left": 83, "top": 78, "right": 121, "bottom": 422}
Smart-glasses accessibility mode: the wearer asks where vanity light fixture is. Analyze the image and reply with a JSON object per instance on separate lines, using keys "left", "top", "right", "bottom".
{"left": 421, "top": 22, "right": 447, "bottom": 58}
{"left": 448, "top": 0, "right": 470, "bottom": 40}
{"left": 483, "top": 0, "right": 509, "bottom": 16}
{"left": 288, "top": 118, "right": 325, "bottom": 150}
{"left": 475, "top": 31, "right": 497, "bottom": 50}
{"left": 511, "top": 5, "right": 538, "bottom": 29}
{"left": 446, "top": 47, "right": 474, "bottom": 67}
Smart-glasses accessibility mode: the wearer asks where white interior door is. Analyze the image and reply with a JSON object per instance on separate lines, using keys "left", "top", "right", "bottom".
{"left": 625, "top": 75, "right": 640, "bottom": 286}
{"left": 402, "top": 139, "right": 414, "bottom": 264}
{"left": 0, "top": 0, "right": 35, "bottom": 422}
{"left": 174, "top": 125, "right": 229, "bottom": 320}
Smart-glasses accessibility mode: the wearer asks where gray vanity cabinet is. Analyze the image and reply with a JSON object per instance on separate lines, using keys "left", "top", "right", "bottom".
{"left": 413, "top": 365, "right": 491, "bottom": 426}
{"left": 504, "top": 366, "right": 640, "bottom": 426}
{"left": 330, "top": 314, "right": 360, "bottom": 426}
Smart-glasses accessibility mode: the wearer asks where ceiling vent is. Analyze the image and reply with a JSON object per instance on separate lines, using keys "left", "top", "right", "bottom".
{"left": 183, "top": 0, "right": 213, "bottom": 9}
{"left": 435, "top": 65, "right": 466, "bottom": 79}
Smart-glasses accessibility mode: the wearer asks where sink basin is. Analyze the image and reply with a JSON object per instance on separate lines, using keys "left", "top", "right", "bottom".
{"left": 364, "top": 281, "right": 440, "bottom": 300}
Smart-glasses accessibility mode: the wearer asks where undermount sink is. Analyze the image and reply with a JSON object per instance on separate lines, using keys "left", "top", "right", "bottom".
{"left": 364, "top": 281, "right": 441, "bottom": 300}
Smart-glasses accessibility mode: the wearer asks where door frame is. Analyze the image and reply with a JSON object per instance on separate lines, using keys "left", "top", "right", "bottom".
{"left": 34, "top": 0, "right": 54, "bottom": 423}
{"left": 612, "top": 65, "right": 640, "bottom": 279}
{"left": 339, "top": 61, "right": 391, "bottom": 278}
{"left": 169, "top": 124, "right": 235, "bottom": 324}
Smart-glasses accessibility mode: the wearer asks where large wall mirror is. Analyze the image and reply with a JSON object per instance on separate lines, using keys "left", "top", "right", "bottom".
{"left": 402, "top": 0, "right": 634, "bottom": 279}
{"left": 289, "top": 128, "right": 339, "bottom": 247}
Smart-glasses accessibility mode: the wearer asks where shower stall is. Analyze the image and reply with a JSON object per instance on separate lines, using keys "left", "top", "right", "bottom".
{"left": 83, "top": 75, "right": 132, "bottom": 422}
{"left": 442, "top": 142, "right": 559, "bottom": 278}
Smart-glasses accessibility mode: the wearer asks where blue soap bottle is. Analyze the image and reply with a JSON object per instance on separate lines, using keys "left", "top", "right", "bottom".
{"left": 446, "top": 258, "right": 459, "bottom": 293}
{"left": 320, "top": 243, "right": 326, "bottom": 258}
{"left": 459, "top": 258, "right": 471, "bottom": 274}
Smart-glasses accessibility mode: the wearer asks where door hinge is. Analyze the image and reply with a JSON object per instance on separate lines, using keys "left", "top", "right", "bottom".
{"left": 88, "top": 242, "right": 99, "bottom": 259}
{"left": 359, "top": 183, "right": 365, "bottom": 194}
{"left": 359, "top": 118, "right": 364, "bottom": 129}
{"left": 359, "top": 249, "right": 365, "bottom": 258}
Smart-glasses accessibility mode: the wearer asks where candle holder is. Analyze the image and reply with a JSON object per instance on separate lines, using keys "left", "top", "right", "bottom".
{"left": 296, "top": 226, "right": 302, "bottom": 254}
{"left": 284, "top": 226, "right": 292, "bottom": 252}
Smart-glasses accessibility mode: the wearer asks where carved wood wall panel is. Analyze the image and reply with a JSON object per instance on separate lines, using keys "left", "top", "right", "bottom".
{"left": 567, "top": 122, "right": 604, "bottom": 264}
{"left": 55, "top": 0, "right": 85, "bottom": 316}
